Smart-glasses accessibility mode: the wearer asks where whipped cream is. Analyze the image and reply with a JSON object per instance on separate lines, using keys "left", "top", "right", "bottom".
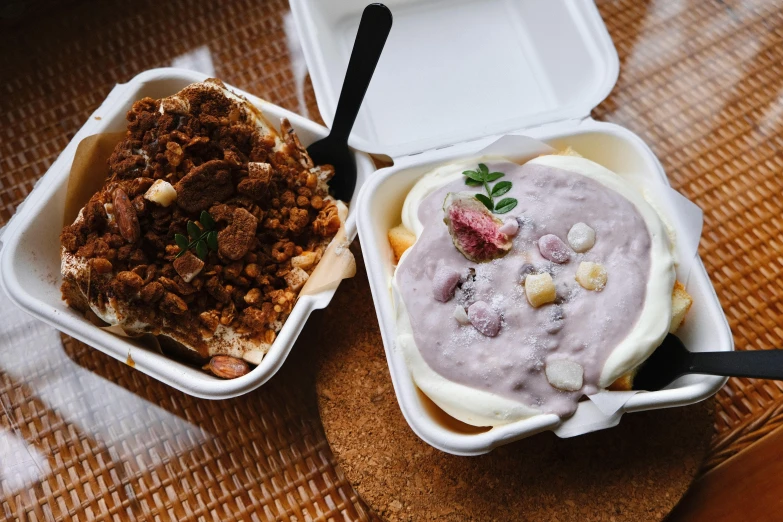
{"left": 394, "top": 155, "right": 675, "bottom": 426}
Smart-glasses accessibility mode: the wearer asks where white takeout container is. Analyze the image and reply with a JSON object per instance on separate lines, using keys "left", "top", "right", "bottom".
{"left": 0, "top": 68, "right": 375, "bottom": 399}
{"left": 291, "top": 0, "right": 733, "bottom": 454}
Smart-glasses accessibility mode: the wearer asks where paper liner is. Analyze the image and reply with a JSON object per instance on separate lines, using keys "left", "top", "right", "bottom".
{"left": 477, "top": 134, "right": 557, "bottom": 161}
{"left": 63, "top": 131, "right": 355, "bottom": 358}
{"left": 64, "top": 132, "right": 126, "bottom": 226}
{"left": 586, "top": 390, "right": 640, "bottom": 417}
{"left": 299, "top": 224, "right": 356, "bottom": 297}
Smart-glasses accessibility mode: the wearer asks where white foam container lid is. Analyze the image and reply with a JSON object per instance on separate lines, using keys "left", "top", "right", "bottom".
{"left": 0, "top": 68, "right": 375, "bottom": 399}
{"left": 291, "top": 0, "right": 733, "bottom": 454}
{"left": 292, "top": 0, "right": 619, "bottom": 156}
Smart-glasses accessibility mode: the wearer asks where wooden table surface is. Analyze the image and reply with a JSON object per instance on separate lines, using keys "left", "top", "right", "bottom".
{"left": 1, "top": 0, "right": 783, "bottom": 520}
{"left": 671, "top": 424, "right": 783, "bottom": 521}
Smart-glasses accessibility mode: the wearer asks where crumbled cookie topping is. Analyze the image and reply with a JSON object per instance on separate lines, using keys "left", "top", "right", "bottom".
{"left": 60, "top": 79, "right": 341, "bottom": 364}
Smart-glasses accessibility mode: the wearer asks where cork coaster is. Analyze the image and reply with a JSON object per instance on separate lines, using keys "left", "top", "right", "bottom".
{"left": 316, "top": 252, "right": 714, "bottom": 522}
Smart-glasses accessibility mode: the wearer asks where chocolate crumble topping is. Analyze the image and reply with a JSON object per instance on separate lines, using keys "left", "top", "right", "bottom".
{"left": 60, "top": 79, "right": 341, "bottom": 373}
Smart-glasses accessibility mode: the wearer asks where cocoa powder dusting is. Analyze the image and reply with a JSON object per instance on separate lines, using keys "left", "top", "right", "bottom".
{"left": 175, "top": 159, "right": 234, "bottom": 212}
{"left": 60, "top": 79, "right": 340, "bottom": 371}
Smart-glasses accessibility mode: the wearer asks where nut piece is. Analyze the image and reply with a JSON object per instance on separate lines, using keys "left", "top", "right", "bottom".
{"left": 525, "top": 272, "right": 556, "bottom": 307}
{"left": 291, "top": 251, "right": 317, "bottom": 271}
{"left": 281, "top": 118, "right": 314, "bottom": 169}
{"left": 284, "top": 267, "right": 310, "bottom": 292}
{"left": 89, "top": 258, "right": 113, "bottom": 275}
{"left": 165, "top": 141, "right": 184, "bottom": 166}
{"left": 218, "top": 208, "right": 258, "bottom": 261}
{"left": 545, "top": 359, "right": 584, "bottom": 391}
{"left": 173, "top": 251, "right": 205, "bottom": 283}
{"left": 244, "top": 288, "right": 263, "bottom": 305}
{"left": 567, "top": 222, "right": 596, "bottom": 253}
{"left": 160, "top": 291, "right": 188, "bottom": 315}
{"left": 144, "top": 179, "right": 177, "bottom": 207}
{"left": 113, "top": 188, "right": 140, "bottom": 243}
{"left": 312, "top": 201, "right": 341, "bottom": 237}
{"left": 498, "top": 218, "right": 519, "bottom": 237}
{"left": 205, "top": 355, "right": 250, "bottom": 379}
{"left": 139, "top": 281, "right": 164, "bottom": 303}
{"left": 575, "top": 261, "right": 608, "bottom": 291}
{"left": 453, "top": 305, "right": 470, "bottom": 325}
{"left": 112, "top": 271, "right": 143, "bottom": 298}
{"left": 206, "top": 276, "right": 231, "bottom": 303}
{"left": 199, "top": 310, "right": 220, "bottom": 334}
{"left": 160, "top": 95, "right": 190, "bottom": 115}
{"left": 237, "top": 162, "right": 273, "bottom": 200}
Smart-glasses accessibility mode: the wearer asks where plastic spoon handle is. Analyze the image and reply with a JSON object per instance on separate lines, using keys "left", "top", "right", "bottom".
{"left": 329, "top": 3, "right": 393, "bottom": 143}
{"left": 686, "top": 350, "right": 783, "bottom": 380}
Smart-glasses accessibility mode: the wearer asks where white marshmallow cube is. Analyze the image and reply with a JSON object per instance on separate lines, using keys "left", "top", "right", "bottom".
{"left": 498, "top": 218, "right": 519, "bottom": 237}
{"left": 567, "top": 222, "right": 596, "bottom": 253}
{"left": 545, "top": 359, "right": 584, "bottom": 391}
{"left": 144, "top": 180, "right": 177, "bottom": 207}
{"left": 284, "top": 267, "right": 310, "bottom": 291}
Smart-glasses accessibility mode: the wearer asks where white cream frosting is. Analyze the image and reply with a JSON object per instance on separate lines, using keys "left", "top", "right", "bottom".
{"left": 394, "top": 154, "right": 675, "bottom": 426}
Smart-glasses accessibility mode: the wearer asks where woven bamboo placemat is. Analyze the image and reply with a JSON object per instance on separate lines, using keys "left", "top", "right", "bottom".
{"left": 1, "top": 0, "right": 782, "bottom": 519}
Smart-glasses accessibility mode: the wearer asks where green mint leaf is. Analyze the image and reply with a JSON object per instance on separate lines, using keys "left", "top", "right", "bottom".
{"left": 199, "top": 210, "right": 215, "bottom": 230}
{"left": 465, "top": 178, "right": 482, "bottom": 186}
{"left": 494, "top": 198, "right": 518, "bottom": 214}
{"left": 485, "top": 172, "right": 504, "bottom": 182}
{"left": 207, "top": 230, "right": 218, "bottom": 251}
{"left": 478, "top": 163, "right": 489, "bottom": 175}
{"left": 491, "top": 181, "right": 512, "bottom": 197}
{"left": 174, "top": 233, "right": 188, "bottom": 250}
{"left": 475, "top": 193, "right": 494, "bottom": 211}
{"left": 187, "top": 221, "right": 201, "bottom": 240}
{"left": 463, "top": 170, "right": 483, "bottom": 182}
{"left": 195, "top": 240, "right": 208, "bottom": 260}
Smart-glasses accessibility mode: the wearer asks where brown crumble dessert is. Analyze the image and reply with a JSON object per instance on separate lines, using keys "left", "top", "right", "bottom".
{"left": 60, "top": 79, "right": 343, "bottom": 378}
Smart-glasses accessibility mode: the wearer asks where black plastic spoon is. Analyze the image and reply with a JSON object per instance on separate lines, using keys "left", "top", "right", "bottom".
{"left": 307, "top": 3, "right": 393, "bottom": 202}
{"left": 633, "top": 334, "right": 783, "bottom": 391}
